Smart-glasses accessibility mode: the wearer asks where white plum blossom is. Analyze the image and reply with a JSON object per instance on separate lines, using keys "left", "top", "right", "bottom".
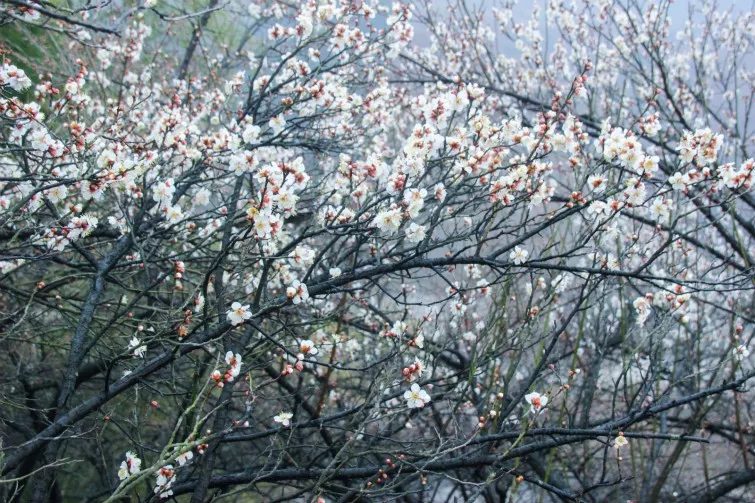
{"left": 117, "top": 451, "right": 142, "bottom": 481}
{"left": 165, "top": 205, "right": 184, "bottom": 224}
{"left": 194, "top": 293, "right": 205, "bottom": 313}
{"left": 193, "top": 188, "right": 211, "bottom": 207}
{"left": 411, "top": 333, "right": 425, "bottom": 348}
{"left": 129, "top": 336, "right": 147, "bottom": 358}
{"left": 648, "top": 197, "right": 673, "bottom": 221}
{"left": 242, "top": 124, "right": 261, "bottom": 144}
{"left": 293, "top": 246, "right": 315, "bottom": 265}
{"left": 225, "top": 351, "right": 242, "bottom": 381}
{"left": 734, "top": 345, "right": 750, "bottom": 361}
{"left": 587, "top": 174, "right": 607, "bottom": 192}
{"left": 45, "top": 185, "right": 68, "bottom": 203}
{"left": 286, "top": 280, "right": 309, "bottom": 304}
{"left": 639, "top": 155, "right": 659, "bottom": 176}
{"left": 510, "top": 246, "right": 529, "bottom": 265}
{"left": 588, "top": 200, "right": 609, "bottom": 216}
{"left": 269, "top": 114, "right": 286, "bottom": 135}
{"left": 404, "top": 383, "right": 431, "bottom": 408}
{"left": 613, "top": 435, "right": 629, "bottom": 450}
{"left": 434, "top": 183, "right": 447, "bottom": 202}
{"left": 524, "top": 392, "right": 548, "bottom": 414}
{"left": 668, "top": 172, "right": 687, "bottom": 191}
{"left": 152, "top": 179, "right": 175, "bottom": 205}
{"left": 0, "top": 63, "right": 32, "bottom": 91}
{"left": 296, "top": 10, "right": 314, "bottom": 39}
{"left": 404, "top": 188, "right": 426, "bottom": 218}
{"left": 247, "top": 3, "right": 261, "bottom": 17}
{"left": 299, "top": 340, "right": 318, "bottom": 356}
{"left": 227, "top": 302, "right": 252, "bottom": 326}
{"left": 633, "top": 297, "right": 651, "bottom": 326}
{"left": 175, "top": 450, "right": 193, "bottom": 466}
{"left": 274, "top": 411, "right": 294, "bottom": 426}
{"left": 375, "top": 208, "right": 403, "bottom": 233}
{"left": 405, "top": 223, "right": 426, "bottom": 243}
{"left": 154, "top": 466, "right": 176, "bottom": 499}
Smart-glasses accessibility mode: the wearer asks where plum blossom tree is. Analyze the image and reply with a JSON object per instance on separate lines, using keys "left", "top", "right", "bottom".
{"left": 1, "top": 0, "right": 754, "bottom": 502}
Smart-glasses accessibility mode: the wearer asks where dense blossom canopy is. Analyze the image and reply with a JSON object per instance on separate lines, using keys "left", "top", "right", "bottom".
{"left": 1, "top": 0, "right": 754, "bottom": 502}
